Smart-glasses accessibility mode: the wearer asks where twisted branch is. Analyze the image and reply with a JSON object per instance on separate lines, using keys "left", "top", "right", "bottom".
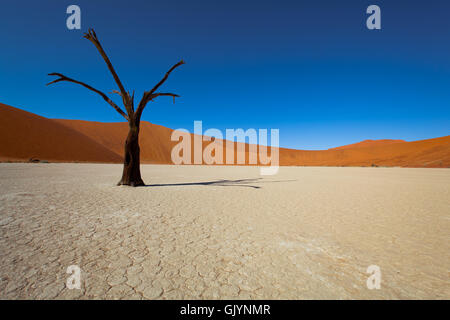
{"left": 148, "top": 60, "right": 185, "bottom": 95}
{"left": 136, "top": 60, "right": 185, "bottom": 117}
{"left": 84, "top": 28, "right": 132, "bottom": 115}
{"left": 47, "top": 73, "right": 129, "bottom": 120}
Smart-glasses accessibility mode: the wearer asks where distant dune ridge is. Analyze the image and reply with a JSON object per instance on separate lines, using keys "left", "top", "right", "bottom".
{"left": 328, "top": 139, "right": 406, "bottom": 150}
{"left": 0, "top": 103, "right": 449, "bottom": 167}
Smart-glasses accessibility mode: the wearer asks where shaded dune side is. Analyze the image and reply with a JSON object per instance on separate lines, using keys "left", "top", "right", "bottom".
{"left": 55, "top": 119, "right": 261, "bottom": 165}
{"left": 54, "top": 119, "right": 175, "bottom": 164}
{"left": 56, "top": 118, "right": 450, "bottom": 168}
{"left": 0, "top": 103, "right": 122, "bottom": 163}
{"left": 1, "top": 103, "right": 449, "bottom": 167}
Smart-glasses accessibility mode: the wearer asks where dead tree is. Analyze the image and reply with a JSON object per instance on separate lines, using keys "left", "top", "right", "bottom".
{"left": 47, "top": 29, "right": 184, "bottom": 186}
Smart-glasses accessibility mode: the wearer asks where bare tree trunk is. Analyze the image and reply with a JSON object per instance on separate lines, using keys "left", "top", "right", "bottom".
{"left": 117, "top": 119, "right": 145, "bottom": 186}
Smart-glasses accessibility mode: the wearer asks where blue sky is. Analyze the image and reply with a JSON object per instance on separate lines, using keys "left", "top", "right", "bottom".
{"left": 0, "top": 0, "right": 449, "bottom": 149}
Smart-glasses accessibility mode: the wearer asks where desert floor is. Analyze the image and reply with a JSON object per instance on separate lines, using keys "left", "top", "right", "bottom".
{"left": 0, "top": 163, "right": 449, "bottom": 299}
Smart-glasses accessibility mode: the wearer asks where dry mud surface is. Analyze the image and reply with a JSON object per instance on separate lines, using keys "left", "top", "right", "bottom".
{"left": 0, "top": 163, "right": 449, "bottom": 299}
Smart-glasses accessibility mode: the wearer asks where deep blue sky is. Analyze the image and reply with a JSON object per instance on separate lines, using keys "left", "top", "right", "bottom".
{"left": 1, "top": 0, "right": 449, "bottom": 149}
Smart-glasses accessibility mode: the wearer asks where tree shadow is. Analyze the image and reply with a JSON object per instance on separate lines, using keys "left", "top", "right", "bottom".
{"left": 144, "top": 178, "right": 296, "bottom": 189}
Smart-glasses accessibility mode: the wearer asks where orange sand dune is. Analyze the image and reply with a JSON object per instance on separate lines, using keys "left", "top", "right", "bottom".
{"left": 0, "top": 103, "right": 121, "bottom": 163}
{"left": 329, "top": 139, "right": 406, "bottom": 150}
{"left": 278, "top": 135, "right": 450, "bottom": 168}
{"left": 53, "top": 119, "right": 176, "bottom": 164}
{"left": 1, "top": 103, "right": 449, "bottom": 167}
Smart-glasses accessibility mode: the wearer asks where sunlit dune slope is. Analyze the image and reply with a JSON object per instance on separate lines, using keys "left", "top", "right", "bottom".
{"left": 329, "top": 139, "right": 406, "bottom": 150}
{"left": 278, "top": 135, "right": 450, "bottom": 167}
{"left": 1, "top": 103, "right": 449, "bottom": 167}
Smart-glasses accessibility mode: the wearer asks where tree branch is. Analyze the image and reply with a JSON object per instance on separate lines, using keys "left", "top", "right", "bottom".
{"left": 153, "top": 93, "right": 180, "bottom": 104}
{"left": 47, "top": 73, "right": 129, "bottom": 120}
{"left": 148, "top": 60, "right": 185, "bottom": 95}
{"left": 135, "top": 60, "right": 185, "bottom": 117}
{"left": 130, "top": 90, "right": 135, "bottom": 113}
{"left": 83, "top": 28, "right": 132, "bottom": 114}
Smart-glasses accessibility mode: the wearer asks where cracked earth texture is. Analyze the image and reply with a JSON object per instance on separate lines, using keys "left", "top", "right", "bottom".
{"left": 0, "top": 163, "right": 449, "bottom": 299}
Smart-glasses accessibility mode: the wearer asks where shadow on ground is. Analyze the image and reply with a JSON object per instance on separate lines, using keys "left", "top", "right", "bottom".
{"left": 144, "top": 178, "right": 296, "bottom": 189}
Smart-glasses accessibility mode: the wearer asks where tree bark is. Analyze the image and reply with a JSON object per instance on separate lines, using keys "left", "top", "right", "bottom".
{"left": 117, "top": 119, "right": 145, "bottom": 187}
